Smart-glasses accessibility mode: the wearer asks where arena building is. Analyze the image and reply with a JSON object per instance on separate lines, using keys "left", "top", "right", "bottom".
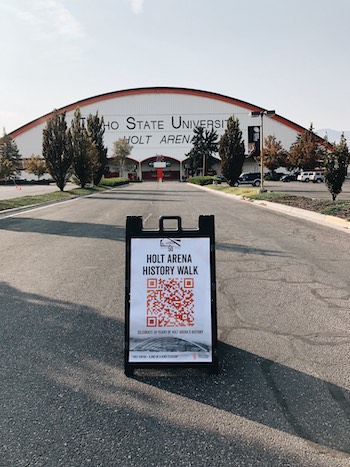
{"left": 10, "top": 87, "right": 314, "bottom": 181}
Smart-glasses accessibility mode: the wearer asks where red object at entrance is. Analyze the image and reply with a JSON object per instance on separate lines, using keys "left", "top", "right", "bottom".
{"left": 157, "top": 168, "right": 163, "bottom": 182}
{"left": 142, "top": 170, "right": 180, "bottom": 180}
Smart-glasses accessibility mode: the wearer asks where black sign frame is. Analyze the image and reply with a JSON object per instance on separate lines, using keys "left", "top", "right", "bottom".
{"left": 124, "top": 215, "right": 218, "bottom": 376}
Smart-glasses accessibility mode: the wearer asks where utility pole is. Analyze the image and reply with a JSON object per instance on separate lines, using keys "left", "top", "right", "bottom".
{"left": 250, "top": 110, "right": 276, "bottom": 192}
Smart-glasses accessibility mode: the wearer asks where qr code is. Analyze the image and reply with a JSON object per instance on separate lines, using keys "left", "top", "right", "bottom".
{"left": 146, "top": 278, "right": 194, "bottom": 327}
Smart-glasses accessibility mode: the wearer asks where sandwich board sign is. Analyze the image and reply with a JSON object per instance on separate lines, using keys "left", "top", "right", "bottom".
{"left": 124, "top": 215, "right": 218, "bottom": 376}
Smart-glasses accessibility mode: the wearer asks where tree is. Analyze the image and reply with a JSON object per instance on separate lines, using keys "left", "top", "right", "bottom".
{"left": 185, "top": 147, "right": 200, "bottom": 176}
{"left": 86, "top": 112, "right": 108, "bottom": 185}
{"left": 324, "top": 133, "right": 349, "bottom": 201}
{"left": 23, "top": 155, "right": 47, "bottom": 180}
{"left": 0, "top": 157, "right": 17, "bottom": 180}
{"left": 42, "top": 110, "right": 73, "bottom": 191}
{"left": 87, "top": 141, "right": 101, "bottom": 184}
{"left": 0, "top": 130, "right": 22, "bottom": 176}
{"left": 218, "top": 116, "right": 245, "bottom": 186}
{"left": 288, "top": 124, "right": 325, "bottom": 170}
{"left": 70, "top": 108, "right": 91, "bottom": 188}
{"left": 112, "top": 138, "right": 132, "bottom": 177}
{"left": 187, "top": 126, "right": 218, "bottom": 176}
{"left": 262, "top": 135, "right": 289, "bottom": 178}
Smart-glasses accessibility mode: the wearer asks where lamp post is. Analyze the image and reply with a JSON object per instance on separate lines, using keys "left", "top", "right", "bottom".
{"left": 250, "top": 110, "right": 276, "bottom": 192}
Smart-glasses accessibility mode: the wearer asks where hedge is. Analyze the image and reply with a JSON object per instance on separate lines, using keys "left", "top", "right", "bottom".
{"left": 186, "top": 176, "right": 218, "bottom": 186}
{"left": 99, "top": 177, "right": 130, "bottom": 187}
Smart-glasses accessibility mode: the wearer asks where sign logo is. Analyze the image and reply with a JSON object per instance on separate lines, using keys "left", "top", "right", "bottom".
{"left": 160, "top": 238, "right": 181, "bottom": 251}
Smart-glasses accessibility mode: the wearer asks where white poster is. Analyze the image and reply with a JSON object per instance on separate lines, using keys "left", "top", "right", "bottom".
{"left": 129, "top": 237, "right": 212, "bottom": 363}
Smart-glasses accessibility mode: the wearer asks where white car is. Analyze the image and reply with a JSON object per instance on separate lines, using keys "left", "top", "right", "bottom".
{"left": 309, "top": 171, "right": 324, "bottom": 183}
{"left": 297, "top": 171, "right": 324, "bottom": 183}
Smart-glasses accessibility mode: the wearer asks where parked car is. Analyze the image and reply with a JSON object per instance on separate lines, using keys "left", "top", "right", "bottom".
{"left": 297, "top": 171, "right": 313, "bottom": 182}
{"left": 297, "top": 171, "right": 324, "bottom": 183}
{"left": 233, "top": 172, "right": 261, "bottom": 187}
{"left": 213, "top": 174, "right": 227, "bottom": 183}
{"left": 281, "top": 173, "right": 297, "bottom": 182}
{"left": 264, "top": 171, "right": 284, "bottom": 181}
{"left": 309, "top": 171, "right": 324, "bottom": 183}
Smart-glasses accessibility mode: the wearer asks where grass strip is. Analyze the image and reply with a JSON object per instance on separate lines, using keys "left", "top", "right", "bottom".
{"left": 205, "top": 184, "right": 258, "bottom": 197}
{"left": 248, "top": 192, "right": 350, "bottom": 221}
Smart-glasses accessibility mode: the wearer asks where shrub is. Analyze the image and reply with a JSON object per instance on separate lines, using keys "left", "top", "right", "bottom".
{"left": 187, "top": 176, "right": 217, "bottom": 186}
{"left": 99, "top": 177, "right": 129, "bottom": 187}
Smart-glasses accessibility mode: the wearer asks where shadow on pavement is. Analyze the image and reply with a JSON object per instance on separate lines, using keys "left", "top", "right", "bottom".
{"left": 0, "top": 218, "right": 291, "bottom": 259}
{"left": 87, "top": 195, "right": 181, "bottom": 202}
{"left": 0, "top": 217, "right": 126, "bottom": 241}
{"left": 1, "top": 282, "right": 349, "bottom": 466}
{"left": 216, "top": 241, "right": 292, "bottom": 257}
{"left": 136, "top": 343, "right": 350, "bottom": 455}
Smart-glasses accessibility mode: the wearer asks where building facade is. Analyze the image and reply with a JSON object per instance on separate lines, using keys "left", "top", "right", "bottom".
{"left": 10, "top": 87, "right": 311, "bottom": 181}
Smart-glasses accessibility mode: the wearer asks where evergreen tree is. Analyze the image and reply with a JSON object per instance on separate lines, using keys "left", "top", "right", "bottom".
{"left": 0, "top": 130, "right": 22, "bottom": 175}
{"left": 71, "top": 108, "right": 91, "bottom": 188}
{"left": 218, "top": 116, "right": 245, "bottom": 186}
{"left": 324, "top": 133, "right": 349, "bottom": 201}
{"left": 188, "top": 126, "right": 218, "bottom": 176}
{"left": 185, "top": 147, "right": 200, "bottom": 176}
{"left": 42, "top": 110, "right": 73, "bottom": 191}
{"left": 288, "top": 124, "right": 325, "bottom": 170}
{"left": 87, "top": 141, "right": 102, "bottom": 184}
{"left": 86, "top": 112, "right": 108, "bottom": 185}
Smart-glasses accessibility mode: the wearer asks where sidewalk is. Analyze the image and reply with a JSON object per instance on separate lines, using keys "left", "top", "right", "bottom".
{"left": 194, "top": 184, "right": 350, "bottom": 235}
{"left": 0, "top": 182, "right": 78, "bottom": 200}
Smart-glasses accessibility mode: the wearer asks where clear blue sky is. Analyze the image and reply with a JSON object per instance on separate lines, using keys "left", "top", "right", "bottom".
{"left": 1, "top": 0, "right": 349, "bottom": 133}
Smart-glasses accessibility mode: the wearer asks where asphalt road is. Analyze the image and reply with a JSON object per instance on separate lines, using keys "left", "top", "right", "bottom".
{"left": 0, "top": 182, "right": 349, "bottom": 466}
{"left": 0, "top": 178, "right": 349, "bottom": 201}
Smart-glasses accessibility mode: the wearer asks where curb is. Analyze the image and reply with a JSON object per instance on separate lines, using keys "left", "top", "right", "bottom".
{"left": 193, "top": 184, "right": 350, "bottom": 235}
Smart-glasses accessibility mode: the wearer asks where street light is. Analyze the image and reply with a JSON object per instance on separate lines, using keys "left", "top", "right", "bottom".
{"left": 250, "top": 110, "right": 276, "bottom": 192}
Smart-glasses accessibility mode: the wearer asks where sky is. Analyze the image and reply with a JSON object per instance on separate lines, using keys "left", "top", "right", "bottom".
{"left": 1, "top": 0, "right": 350, "bottom": 135}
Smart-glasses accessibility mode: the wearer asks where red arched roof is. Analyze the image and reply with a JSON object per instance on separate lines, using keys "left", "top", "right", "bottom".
{"left": 140, "top": 154, "right": 181, "bottom": 163}
{"left": 10, "top": 86, "right": 308, "bottom": 138}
